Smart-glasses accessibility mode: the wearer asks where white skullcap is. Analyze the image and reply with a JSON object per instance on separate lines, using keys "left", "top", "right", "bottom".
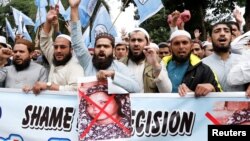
{"left": 115, "top": 37, "right": 127, "bottom": 47}
{"left": 129, "top": 27, "right": 150, "bottom": 41}
{"left": 56, "top": 34, "right": 71, "bottom": 42}
{"left": 202, "top": 41, "right": 212, "bottom": 47}
{"left": 169, "top": 30, "right": 191, "bottom": 41}
{"left": 6, "top": 44, "right": 12, "bottom": 49}
{"left": 0, "top": 36, "right": 7, "bottom": 47}
{"left": 149, "top": 42, "right": 159, "bottom": 51}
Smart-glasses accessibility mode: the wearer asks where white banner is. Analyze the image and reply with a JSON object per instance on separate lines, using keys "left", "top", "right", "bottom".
{"left": 1, "top": 88, "right": 250, "bottom": 141}
{"left": 0, "top": 88, "right": 78, "bottom": 141}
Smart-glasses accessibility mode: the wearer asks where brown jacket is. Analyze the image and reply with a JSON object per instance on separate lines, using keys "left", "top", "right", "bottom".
{"left": 120, "top": 57, "right": 159, "bottom": 93}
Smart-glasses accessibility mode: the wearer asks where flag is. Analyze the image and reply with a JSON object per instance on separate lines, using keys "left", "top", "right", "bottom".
{"left": 77, "top": 0, "right": 98, "bottom": 28}
{"left": 49, "top": 0, "right": 66, "bottom": 16}
{"left": 35, "top": 0, "right": 48, "bottom": 7}
{"left": 79, "top": 8, "right": 90, "bottom": 28}
{"left": 34, "top": 7, "right": 47, "bottom": 31}
{"left": 18, "top": 14, "right": 23, "bottom": 34}
{"left": 11, "top": 7, "right": 35, "bottom": 26}
{"left": 63, "top": 7, "right": 70, "bottom": 21}
{"left": 11, "top": 7, "right": 20, "bottom": 26}
{"left": 49, "top": 0, "right": 56, "bottom": 6}
{"left": 133, "top": 0, "right": 163, "bottom": 24}
{"left": 79, "top": 0, "right": 98, "bottom": 16}
{"left": 90, "top": 5, "right": 117, "bottom": 47}
{"left": 23, "top": 25, "right": 32, "bottom": 41}
{"left": 5, "top": 18, "right": 16, "bottom": 41}
{"left": 82, "top": 27, "right": 92, "bottom": 48}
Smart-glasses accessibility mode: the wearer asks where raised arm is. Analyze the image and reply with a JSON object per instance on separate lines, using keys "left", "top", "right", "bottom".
{"left": 40, "top": 6, "right": 59, "bottom": 64}
{"left": 143, "top": 45, "right": 172, "bottom": 93}
{"left": 69, "top": 0, "right": 80, "bottom": 22}
{"left": 69, "top": 0, "right": 92, "bottom": 69}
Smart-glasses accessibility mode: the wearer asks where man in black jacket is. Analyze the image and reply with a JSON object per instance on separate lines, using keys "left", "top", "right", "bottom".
{"left": 162, "top": 30, "right": 222, "bottom": 96}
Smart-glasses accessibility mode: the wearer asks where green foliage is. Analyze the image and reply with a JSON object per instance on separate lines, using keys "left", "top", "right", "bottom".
{"left": 0, "top": 0, "right": 36, "bottom": 43}
{"left": 121, "top": 0, "right": 247, "bottom": 41}
{"left": 140, "top": 8, "right": 170, "bottom": 43}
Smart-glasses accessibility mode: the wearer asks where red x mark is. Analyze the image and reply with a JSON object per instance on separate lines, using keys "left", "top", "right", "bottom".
{"left": 205, "top": 112, "right": 221, "bottom": 125}
{"left": 79, "top": 90, "right": 131, "bottom": 140}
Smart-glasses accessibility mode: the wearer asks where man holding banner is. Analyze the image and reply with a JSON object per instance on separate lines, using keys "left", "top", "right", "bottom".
{"left": 32, "top": 6, "right": 84, "bottom": 94}
{"left": 121, "top": 28, "right": 172, "bottom": 93}
{"left": 69, "top": 0, "right": 140, "bottom": 93}
{"left": 0, "top": 38, "right": 48, "bottom": 89}
{"left": 162, "top": 30, "right": 221, "bottom": 96}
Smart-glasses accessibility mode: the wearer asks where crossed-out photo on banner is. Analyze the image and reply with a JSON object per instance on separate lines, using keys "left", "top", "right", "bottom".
{"left": 78, "top": 80, "right": 132, "bottom": 141}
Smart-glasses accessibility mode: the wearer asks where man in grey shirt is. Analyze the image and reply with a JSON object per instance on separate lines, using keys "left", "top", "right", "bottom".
{"left": 0, "top": 38, "right": 47, "bottom": 89}
{"left": 202, "top": 21, "right": 244, "bottom": 92}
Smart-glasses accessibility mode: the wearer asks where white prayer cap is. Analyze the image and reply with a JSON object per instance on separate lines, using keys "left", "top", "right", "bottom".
{"left": 0, "top": 36, "right": 7, "bottom": 47}
{"left": 149, "top": 42, "right": 159, "bottom": 51}
{"left": 169, "top": 30, "right": 191, "bottom": 41}
{"left": 56, "top": 34, "right": 71, "bottom": 42}
{"left": 115, "top": 37, "right": 127, "bottom": 47}
{"left": 129, "top": 27, "right": 150, "bottom": 41}
{"left": 6, "top": 44, "right": 12, "bottom": 49}
{"left": 202, "top": 41, "right": 212, "bottom": 47}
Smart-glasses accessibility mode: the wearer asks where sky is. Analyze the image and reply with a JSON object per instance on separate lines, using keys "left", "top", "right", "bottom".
{"left": 105, "top": 0, "right": 137, "bottom": 36}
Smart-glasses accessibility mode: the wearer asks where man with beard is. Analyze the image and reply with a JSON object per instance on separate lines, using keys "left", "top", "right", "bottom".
{"left": 0, "top": 38, "right": 47, "bottom": 89}
{"left": 121, "top": 28, "right": 172, "bottom": 93}
{"left": 202, "top": 21, "right": 244, "bottom": 92}
{"left": 31, "top": 6, "right": 84, "bottom": 94}
{"left": 162, "top": 30, "right": 221, "bottom": 96}
{"left": 69, "top": 0, "right": 140, "bottom": 93}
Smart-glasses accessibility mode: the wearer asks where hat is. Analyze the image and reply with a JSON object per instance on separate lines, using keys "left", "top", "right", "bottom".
{"left": 6, "top": 44, "right": 12, "bottom": 49}
{"left": 56, "top": 34, "right": 71, "bottom": 42}
{"left": 202, "top": 41, "right": 212, "bottom": 47}
{"left": 170, "top": 30, "right": 191, "bottom": 41}
{"left": 0, "top": 36, "right": 7, "bottom": 47}
{"left": 86, "top": 84, "right": 108, "bottom": 96}
{"left": 115, "top": 37, "right": 127, "bottom": 47}
{"left": 149, "top": 42, "right": 159, "bottom": 51}
{"left": 158, "top": 42, "right": 170, "bottom": 48}
{"left": 129, "top": 28, "right": 150, "bottom": 41}
{"left": 95, "top": 32, "right": 115, "bottom": 48}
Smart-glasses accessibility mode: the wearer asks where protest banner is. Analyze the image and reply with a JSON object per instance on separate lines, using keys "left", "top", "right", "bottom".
{"left": 0, "top": 88, "right": 78, "bottom": 141}
{"left": 130, "top": 93, "right": 250, "bottom": 140}
{"left": 0, "top": 88, "right": 250, "bottom": 141}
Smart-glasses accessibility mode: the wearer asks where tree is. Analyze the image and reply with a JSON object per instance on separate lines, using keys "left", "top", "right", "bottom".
{"left": 121, "top": 0, "right": 247, "bottom": 41}
{"left": 0, "top": 0, "right": 36, "bottom": 43}
{"left": 140, "top": 9, "right": 170, "bottom": 43}
{"left": 244, "top": 0, "right": 250, "bottom": 31}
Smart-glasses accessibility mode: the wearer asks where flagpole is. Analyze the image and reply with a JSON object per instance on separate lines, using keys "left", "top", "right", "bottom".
{"left": 5, "top": 18, "right": 9, "bottom": 43}
{"left": 108, "top": 0, "right": 130, "bottom": 32}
